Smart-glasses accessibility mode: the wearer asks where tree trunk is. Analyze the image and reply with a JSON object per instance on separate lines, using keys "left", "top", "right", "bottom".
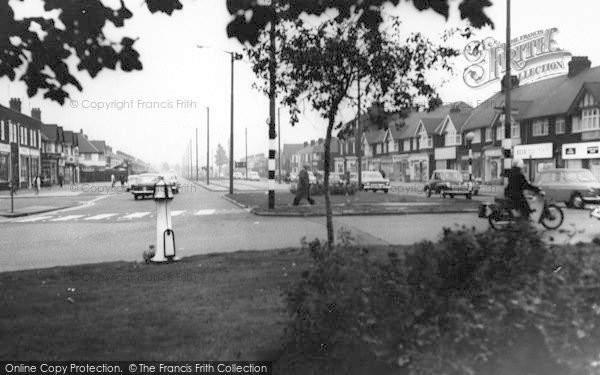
{"left": 324, "top": 112, "right": 336, "bottom": 250}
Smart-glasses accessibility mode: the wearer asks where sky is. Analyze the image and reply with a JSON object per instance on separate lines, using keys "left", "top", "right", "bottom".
{"left": 2, "top": 0, "right": 600, "bottom": 168}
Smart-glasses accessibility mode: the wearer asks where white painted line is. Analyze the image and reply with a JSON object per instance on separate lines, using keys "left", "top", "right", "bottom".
{"left": 84, "top": 213, "right": 118, "bottom": 221}
{"left": 15, "top": 215, "right": 54, "bottom": 223}
{"left": 194, "top": 209, "right": 216, "bottom": 216}
{"left": 50, "top": 215, "right": 85, "bottom": 222}
{"left": 171, "top": 210, "right": 185, "bottom": 217}
{"left": 121, "top": 212, "right": 151, "bottom": 219}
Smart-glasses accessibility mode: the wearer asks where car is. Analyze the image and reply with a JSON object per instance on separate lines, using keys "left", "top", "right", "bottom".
{"left": 130, "top": 173, "right": 160, "bottom": 200}
{"left": 247, "top": 171, "right": 260, "bottom": 181}
{"left": 460, "top": 172, "right": 481, "bottom": 195}
{"left": 125, "top": 174, "right": 139, "bottom": 192}
{"left": 164, "top": 174, "right": 181, "bottom": 194}
{"left": 534, "top": 168, "right": 600, "bottom": 209}
{"left": 425, "top": 169, "right": 474, "bottom": 199}
{"left": 357, "top": 171, "right": 390, "bottom": 193}
{"left": 233, "top": 172, "right": 244, "bottom": 180}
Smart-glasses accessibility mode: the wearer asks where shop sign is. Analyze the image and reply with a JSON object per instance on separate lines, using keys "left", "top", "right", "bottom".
{"left": 562, "top": 142, "right": 600, "bottom": 159}
{"left": 513, "top": 143, "right": 553, "bottom": 159}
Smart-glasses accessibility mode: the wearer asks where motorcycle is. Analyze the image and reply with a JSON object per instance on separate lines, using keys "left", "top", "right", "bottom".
{"left": 485, "top": 191, "right": 564, "bottom": 230}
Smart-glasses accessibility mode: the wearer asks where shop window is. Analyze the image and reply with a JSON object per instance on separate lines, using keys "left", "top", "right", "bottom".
{"left": 0, "top": 153, "right": 8, "bottom": 182}
{"left": 555, "top": 117, "right": 566, "bottom": 134}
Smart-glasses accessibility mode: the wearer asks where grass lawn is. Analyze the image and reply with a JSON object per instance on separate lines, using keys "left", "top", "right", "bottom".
{"left": 228, "top": 191, "right": 479, "bottom": 215}
{"left": 0, "top": 249, "right": 311, "bottom": 361}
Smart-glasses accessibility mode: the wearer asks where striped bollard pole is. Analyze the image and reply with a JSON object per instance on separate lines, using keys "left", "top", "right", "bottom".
{"left": 268, "top": 118, "right": 276, "bottom": 209}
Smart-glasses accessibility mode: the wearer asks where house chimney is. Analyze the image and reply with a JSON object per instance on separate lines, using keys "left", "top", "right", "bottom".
{"left": 500, "top": 75, "right": 520, "bottom": 93}
{"left": 303, "top": 141, "right": 308, "bottom": 147}
{"left": 568, "top": 56, "right": 591, "bottom": 77}
{"left": 9, "top": 98, "right": 21, "bottom": 113}
{"left": 310, "top": 140, "right": 315, "bottom": 146}
{"left": 31, "top": 108, "right": 41, "bottom": 121}
{"left": 318, "top": 138, "right": 323, "bottom": 144}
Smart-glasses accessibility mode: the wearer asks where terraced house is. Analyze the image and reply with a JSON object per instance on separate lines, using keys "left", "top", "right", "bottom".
{"left": 0, "top": 98, "right": 42, "bottom": 190}
{"left": 461, "top": 56, "right": 600, "bottom": 183}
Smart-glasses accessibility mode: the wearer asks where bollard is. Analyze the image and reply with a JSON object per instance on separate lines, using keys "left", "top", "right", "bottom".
{"left": 151, "top": 177, "right": 179, "bottom": 263}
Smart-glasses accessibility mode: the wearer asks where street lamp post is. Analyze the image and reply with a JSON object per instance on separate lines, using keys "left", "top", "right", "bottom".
{"left": 206, "top": 106, "right": 210, "bottom": 186}
{"left": 196, "top": 45, "right": 242, "bottom": 194}
{"left": 278, "top": 107, "right": 281, "bottom": 184}
{"left": 195, "top": 127, "right": 199, "bottom": 181}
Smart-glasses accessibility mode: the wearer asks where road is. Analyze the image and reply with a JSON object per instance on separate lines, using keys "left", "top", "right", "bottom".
{"left": 1, "top": 178, "right": 599, "bottom": 272}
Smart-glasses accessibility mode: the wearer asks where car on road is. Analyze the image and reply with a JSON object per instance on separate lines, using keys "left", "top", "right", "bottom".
{"left": 534, "top": 168, "right": 600, "bottom": 209}
{"left": 164, "top": 174, "right": 181, "bottom": 194}
{"left": 355, "top": 171, "right": 390, "bottom": 193}
{"left": 130, "top": 173, "right": 160, "bottom": 200}
{"left": 247, "top": 171, "right": 260, "bottom": 181}
{"left": 233, "top": 172, "right": 244, "bottom": 180}
{"left": 424, "top": 169, "right": 474, "bottom": 199}
{"left": 125, "top": 174, "right": 139, "bottom": 192}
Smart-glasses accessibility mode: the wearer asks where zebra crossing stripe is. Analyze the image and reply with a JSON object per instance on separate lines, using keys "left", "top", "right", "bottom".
{"left": 16, "top": 215, "right": 54, "bottom": 223}
{"left": 50, "top": 215, "right": 85, "bottom": 222}
{"left": 121, "top": 212, "right": 151, "bottom": 219}
{"left": 194, "top": 209, "right": 216, "bottom": 216}
{"left": 171, "top": 210, "right": 185, "bottom": 217}
{"left": 84, "top": 213, "right": 118, "bottom": 221}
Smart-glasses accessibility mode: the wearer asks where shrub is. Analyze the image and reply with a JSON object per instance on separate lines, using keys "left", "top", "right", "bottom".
{"left": 285, "top": 226, "right": 600, "bottom": 374}
{"left": 289, "top": 182, "right": 357, "bottom": 196}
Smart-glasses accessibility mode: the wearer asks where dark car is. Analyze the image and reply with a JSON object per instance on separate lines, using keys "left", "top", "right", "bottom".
{"left": 424, "top": 169, "right": 474, "bottom": 199}
{"left": 130, "top": 174, "right": 160, "bottom": 200}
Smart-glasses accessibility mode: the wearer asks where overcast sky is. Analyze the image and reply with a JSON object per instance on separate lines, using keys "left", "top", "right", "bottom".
{"left": 2, "top": 0, "right": 600, "bottom": 168}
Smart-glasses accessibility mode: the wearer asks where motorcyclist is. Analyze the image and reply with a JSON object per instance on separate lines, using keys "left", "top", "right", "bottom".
{"left": 504, "top": 158, "right": 541, "bottom": 220}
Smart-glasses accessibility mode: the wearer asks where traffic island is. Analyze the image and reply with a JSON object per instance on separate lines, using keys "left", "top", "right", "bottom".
{"left": 226, "top": 191, "right": 480, "bottom": 216}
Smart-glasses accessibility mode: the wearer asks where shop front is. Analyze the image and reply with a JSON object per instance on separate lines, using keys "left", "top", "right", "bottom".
{"left": 408, "top": 153, "right": 430, "bottom": 182}
{"left": 392, "top": 154, "right": 409, "bottom": 182}
{"left": 379, "top": 156, "right": 394, "bottom": 180}
{"left": 483, "top": 148, "right": 503, "bottom": 184}
{"left": 459, "top": 152, "right": 482, "bottom": 180}
{"left": 562, "top": 141, "right": 600, "bottom": 180}
{"left": 0, "top": 143, "right": 10, "bottom": 189}
{"left": 513, "top": 143, "right": 554, "bottom": 182}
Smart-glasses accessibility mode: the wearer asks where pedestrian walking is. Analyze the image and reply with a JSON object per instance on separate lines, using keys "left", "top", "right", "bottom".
{"left": 33, "top": 175, "right": 40, "bottom": 195}
{"left": 58, "top": 173, "right": 63, "bottom": 187}
{"left": 293, "top": 165, "right": 315, "bottom": 206}
{"left": 111, "top": 174, "right": 115, "bottom": 187}
{"left": 120, "top": 175, "right": 125, "bottom": 187}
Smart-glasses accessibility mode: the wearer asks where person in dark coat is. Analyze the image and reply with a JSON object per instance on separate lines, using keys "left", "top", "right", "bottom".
{"left": 293, "top": 165, "right": 315, "bottom": 205}
{"left": 504, "top": 158, "right": 540, "bottom": 220}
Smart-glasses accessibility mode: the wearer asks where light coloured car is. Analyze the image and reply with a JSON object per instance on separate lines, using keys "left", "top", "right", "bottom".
{"left": 126, "top": 174, "right": 139, "bottom": 192}
{"left": 247, "top": 171, "right": 260, "bottom": 181}
{"left": 233, "top": 172, "right": 244, "bottom": 180}
{"left": 357, "top": 171, "right": 390, "bottom": 193}
{"left": 534, "top": 168, "right": 600, "bottom": 208}
{"left": 130, "top": 174, "right": 160, "bottom": 200}
{"left": 164, "top": 174, "right": 180, "bottom": 194}
{"left": 425, "top": 169, "right": 473, "bottom": 199}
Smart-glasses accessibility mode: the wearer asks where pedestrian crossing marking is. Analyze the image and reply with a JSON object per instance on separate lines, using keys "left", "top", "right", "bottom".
{"left": 50, "top": 215, "right": 85, "bottom": 222}
{"left": 194, "top": 209, "right": 216, "bottom": 216}
{"left": 16, "top": 215, "right": 54, "bottom": 223}
{"left": 171, "top": 210, "right": 185, "bottom": 217}
{"left": 121, "top": 212, "right": 151, "bottom": 219}
{"left": 84, "top": 213, "right": 118, "bottom": 220}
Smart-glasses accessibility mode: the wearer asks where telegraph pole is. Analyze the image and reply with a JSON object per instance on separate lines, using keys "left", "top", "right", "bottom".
{"left": 195, "top": 127, "right": 199, "bottom": 181}
{"left": 357, "top": 79, "right": 363, "bottom": 188}
{"left": 206, "top": 106, "right": 210, "bottom": 185}
{"left": 245, "top": 127, "right": 248, "bottom": 179}
{"left": 189, "top": 139, "right": 192, "bottom": 180}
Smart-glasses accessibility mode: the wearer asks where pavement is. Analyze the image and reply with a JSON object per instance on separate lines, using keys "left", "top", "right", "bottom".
{"left": 1, "top": 177, "right": 599, "bottom": 273}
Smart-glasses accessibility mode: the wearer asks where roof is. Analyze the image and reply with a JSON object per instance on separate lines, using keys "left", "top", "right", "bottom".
{"left": 313, "top": 139, "right": 340, "bottom": 153}
{"left": 0, "top": 103, "right": 43, "bottom": 130}
{"left": 63, "top": 130, "right": 76, "bottom": 145}
{"left": 90, "top": 140, "right": 107, "bottom": 154}
{"left": 463, "top": 65, "right": 600, "bottom": 130}
{"left": 363, "top": 129, "right": 384, "bottom": 145}
{"left": 417, "top": 117, "right": 445, "bottom": 135}
{"left": 281, "top": 143, "right": 304, "bottom": 157}
{"left": 77, "top": 133, "right": 100, "bottom": 153}
{"left": 437, "top": 111, "right": 473, "bottom": 134}
{"left": 396, "top": 102, "right": 471, "bottom": 139}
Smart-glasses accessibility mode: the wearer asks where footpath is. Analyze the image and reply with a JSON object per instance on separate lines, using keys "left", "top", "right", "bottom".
{"left": 0, "top": 182, "right": 119, "bottom": 217}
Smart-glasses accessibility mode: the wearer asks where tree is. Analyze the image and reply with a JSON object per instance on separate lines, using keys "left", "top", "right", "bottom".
{"left": 215, "top": 143, "right": 228, "bottom": 177}
{"left": 1, "top": 0, "right": 492, "bottom": 104}
{"left": 247, "top": 16, "right": 460, "bottom": 248}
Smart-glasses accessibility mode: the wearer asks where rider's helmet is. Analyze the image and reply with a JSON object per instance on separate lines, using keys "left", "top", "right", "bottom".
{"left": 512, "top": 158, "right": 524, "bottom": 169}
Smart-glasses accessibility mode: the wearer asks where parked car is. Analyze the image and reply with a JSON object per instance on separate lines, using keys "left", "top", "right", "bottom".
{"left": 164, "top": 174, "right": 180, "bottom": 194}
{"left": 130, "top": 173, "right": 160, "bottom": 200}
{"left": 125, "top": 174, "right": 139, "bottom": 192}
{"left": 534, "top": 168, "right": 600, "bottom": 208}
{"left": 233, "top": 172, "right": 244, "bottom": 180}
{"left": 424, "top": 169, "right": 473, "bottom": 199}
{"left": 247, "top": 171, "right": 260, "bottom": 181}
{"left": 355, "top": 171, "right": 390, "bottom": 193}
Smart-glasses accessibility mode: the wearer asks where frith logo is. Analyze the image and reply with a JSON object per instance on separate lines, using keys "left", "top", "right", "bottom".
{"left": 463, "top": 28, "right": 572, "bottom": 88}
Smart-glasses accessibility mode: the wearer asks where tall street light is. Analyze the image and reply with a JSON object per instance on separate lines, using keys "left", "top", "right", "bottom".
{"left": 197, "top": 45, "right": 242, "bottom": 194}
{"left": 465, "top": 131, "right": 476, "bottom": 182}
